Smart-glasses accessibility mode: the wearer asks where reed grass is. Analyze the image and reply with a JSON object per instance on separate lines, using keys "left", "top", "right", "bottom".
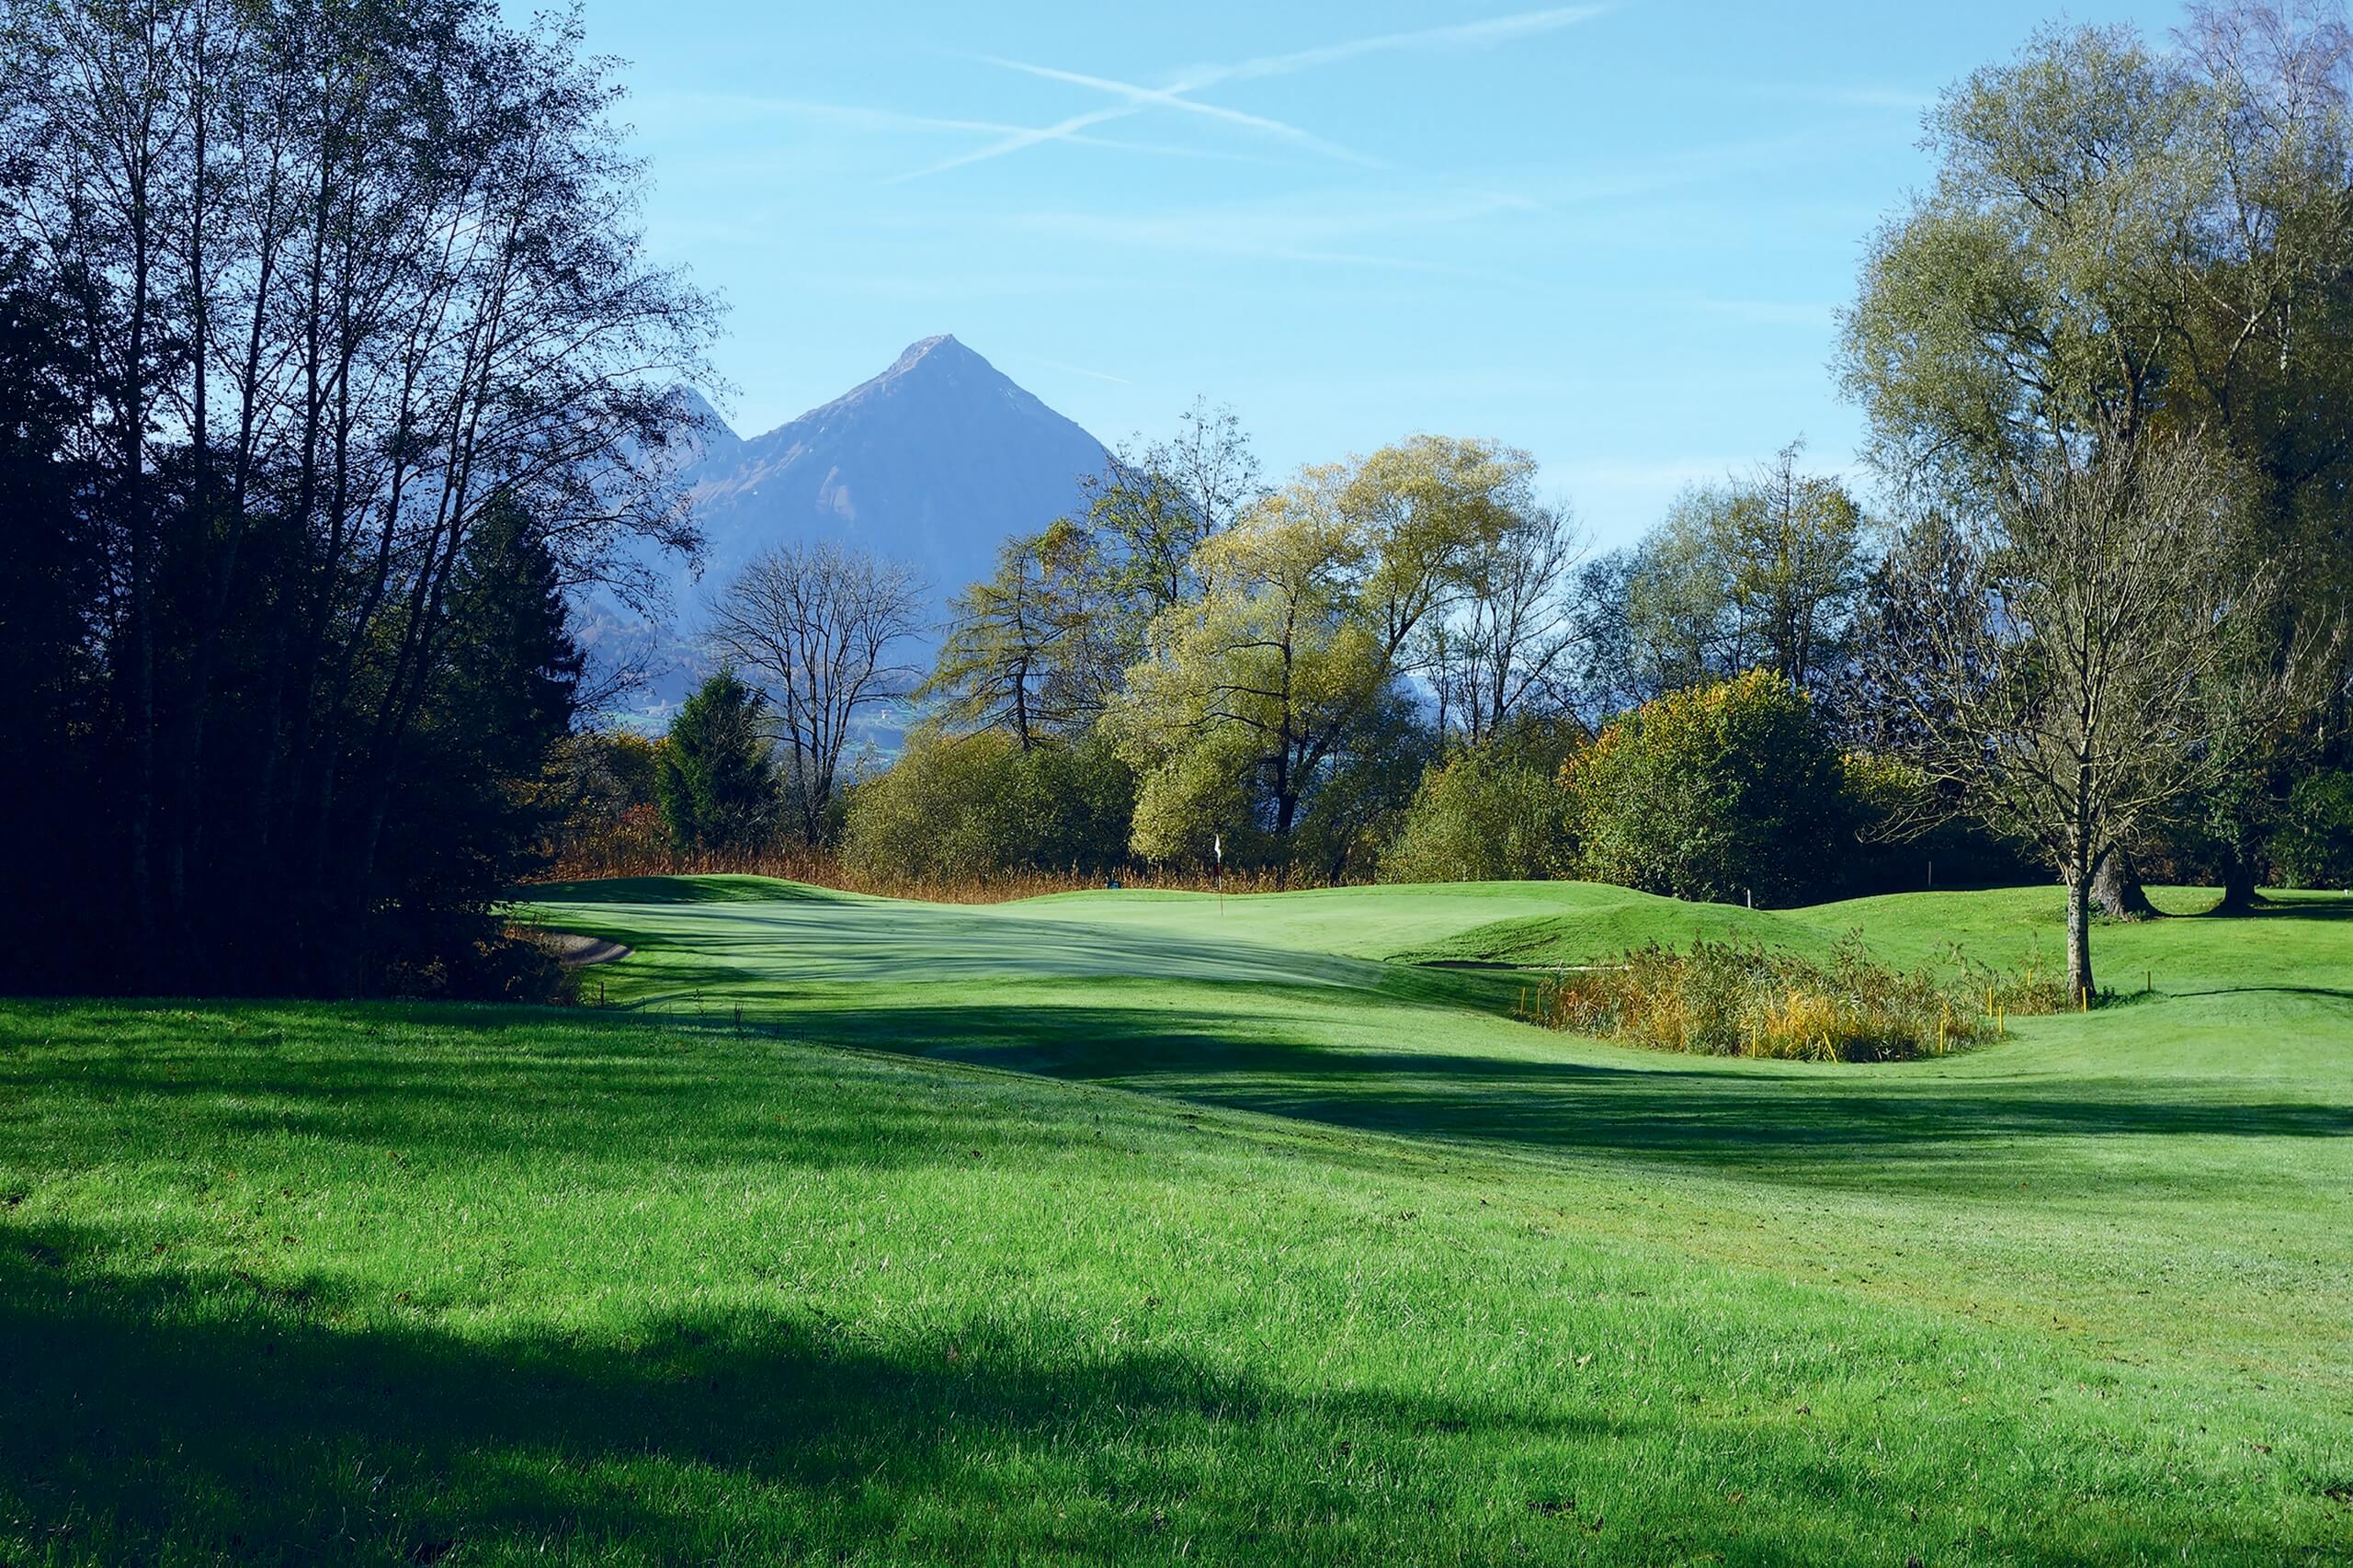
{"left": 1517, "top": 935, "right": 2069, "bottom": 1062}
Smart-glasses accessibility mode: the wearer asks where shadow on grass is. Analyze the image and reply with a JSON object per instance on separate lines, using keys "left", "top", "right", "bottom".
{"left": 0, "top": 1219, "right": 1616, "bottom": 1566}
{"left": 517, "top": 876, "right": 852, "bottom": 906}
{"left": 4, "top": 1002, "right": 2346, "bottom": 1562}
{"left": 748, "top": 1001, "right": 2353, "bottom": 1177}
{"left": 2193, "top": 898, "right": 2353, "bottom": 921}
{"left": 3, "top": 1214, "right": 2330, "bottom": 1568}
{"left": 17, "top": 998, "right": 2345, "bottom": 1199}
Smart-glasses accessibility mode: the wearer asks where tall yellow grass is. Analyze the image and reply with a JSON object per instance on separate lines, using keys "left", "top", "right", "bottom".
{"left": 1517, "top": 937, "right": 2066, "bottom": 1062}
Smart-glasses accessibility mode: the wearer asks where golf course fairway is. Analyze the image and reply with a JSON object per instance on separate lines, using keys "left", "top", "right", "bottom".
{"left": 3, "top": 878, "right": 2348, "bottom": 1563}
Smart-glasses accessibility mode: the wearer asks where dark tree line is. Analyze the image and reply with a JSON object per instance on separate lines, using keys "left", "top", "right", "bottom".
{"left": 0, "top": 0, "right": 715, "bottom": 994}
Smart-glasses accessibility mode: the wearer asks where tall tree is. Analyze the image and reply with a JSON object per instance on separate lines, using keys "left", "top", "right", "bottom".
{"left": 0, "top": 249, "right": 106, "bottom": 985}
{"left": 1111, "top": 437, "right": 1524, "bottom": 864}
{"left": 1868, "top": 431, "right": 2309, "bottom": 1000}
{"left": 1080, "top": 396, "right": 1265, "bottom": 631}
{"left": 1841, "top": 8, "right": 2353, "bottom": 904}
{"left": 657, "top": 671, "right": 778, "bottom": 858}
{"left": 377, "top": 494, "right": 584, "bottom": 965}
{"left": 1423, "top": 501, "right": 1586, "bottom": 744}
{"left": 0, "top": 0, "right": 717, "bottom": 991}
{"left": 705, "top": 541, "right": 926, "bottom": 845}
{"left": 1719, "top": 441, "right": 1866, "bottom": 688}
{"left": 920, "top": 517, "right": 1114, "bottom": 747}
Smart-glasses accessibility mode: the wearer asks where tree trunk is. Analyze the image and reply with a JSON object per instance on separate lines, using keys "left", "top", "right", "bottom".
{"left": 2211, "top": 846, "right": 2262, "bottom": 915}
{"left": 2064, "top": 869, "right": 2096, "bottom": 1006}
{"left": 2092, "top": 849, "right": 2159, "bottom": 921}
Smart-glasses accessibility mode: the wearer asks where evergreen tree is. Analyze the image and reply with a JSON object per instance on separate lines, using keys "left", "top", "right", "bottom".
{"left": 658, "top": 673, "right": 779, "bottom": 857}
{"left": 370, "top": 494, "right": 585, "bottom": 986}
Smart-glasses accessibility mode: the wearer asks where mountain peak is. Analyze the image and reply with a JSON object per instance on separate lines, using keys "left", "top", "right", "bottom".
{"left": 882, "top": 332, "right": 980, "bottom": 378}
{"left": 593, "top": 335, "right": 1111, "bottom": 717}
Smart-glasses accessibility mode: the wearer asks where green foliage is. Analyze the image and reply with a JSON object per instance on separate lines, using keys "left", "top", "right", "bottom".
{"left": 1566, "top": 670, "right": 1851, "bottom": 904}
{"left": 1838, "top": 16, "right": 2353, "bottom": 892}
{"left": 1582, "top": 443, "right": 1865, "bottom": 713}
{"left": 1518, "top": 935, "right": 2064, "bottom": 1062}
{"left": 375, "top": 494, "right": 584, "bottom": 996}
{"left": 657, "top": 673, "right": 779, "bottom": 856}
{"left": 1287, "top": 687, "right": 1437, "bottom": 884}
{"left": 1384, "top": 724, "right": 1580, "bottom": 884}
{"left": 1112, "top": 437, "right": 1522, "bottom": 867}
{"left": 839, "top": 728, "right": 1135, "bottom": 885}
{"left": 920, "top": 519, "right": 1114, "bottom": 745}
{"left": 0, "top": 0, "right": 718, "bottom": 994}
{"left": 2272, "top": 770, "right": 2353, "bottom": 890}
{"left": 1840, "top": 752, "right": 2035, "bottom": 893}
{"left": 552, "top": 730, "right": 669, "bottom": 875}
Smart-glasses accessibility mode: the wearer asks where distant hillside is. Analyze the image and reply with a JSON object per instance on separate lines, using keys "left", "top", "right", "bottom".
{"left": 583, "top": 335, "right": 1110, "bottom": 722}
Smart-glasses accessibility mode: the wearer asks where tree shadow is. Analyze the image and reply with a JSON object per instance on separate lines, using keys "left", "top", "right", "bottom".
{"left": 0, "top": 1211, "right": 2314, "bottom": 1568}
{"left": 3, "top": 1003, "right": 2341, "bottom": 1563}
{"left": 19, "top": 997, "right": 2342, "bottom": 1204}
{"left": 703, "top": 998, "right": 2353, "bottom": 1197}
{"left": 2194, "top": 898, "right": 2353, "bottom": 921}
{"left": 0, "top": 1219, "right": 1616, "bottom": 1565}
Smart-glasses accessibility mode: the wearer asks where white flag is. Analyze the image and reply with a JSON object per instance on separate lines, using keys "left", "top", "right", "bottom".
{"left": 1213, "top": 833, "right": 1222, "bottom": 863}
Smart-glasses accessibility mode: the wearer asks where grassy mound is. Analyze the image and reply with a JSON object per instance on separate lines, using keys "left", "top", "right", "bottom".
{"left": 6, "top": 880, "right": 2351, "bottom": 1563}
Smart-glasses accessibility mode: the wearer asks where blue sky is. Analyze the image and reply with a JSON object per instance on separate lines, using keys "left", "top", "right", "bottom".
{"left": 584, "top": 0, "right": 2184, "bottom": 548}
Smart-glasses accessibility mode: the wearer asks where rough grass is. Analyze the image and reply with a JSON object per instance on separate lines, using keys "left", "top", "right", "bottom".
{"left": 4, "top": 880, "right": 2351, "bottom": 1564}
{"left": 1516, "top": 935, "right": 2068, "bottom": 1061}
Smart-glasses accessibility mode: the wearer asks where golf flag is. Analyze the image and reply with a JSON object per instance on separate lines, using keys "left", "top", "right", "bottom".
{"left": 1214, "top": 833, "right": 1222, "bottom": 864}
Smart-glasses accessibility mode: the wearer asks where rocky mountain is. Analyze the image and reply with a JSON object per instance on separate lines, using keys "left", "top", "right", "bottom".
{"left": 585, "top": 335, "right": 1111, "bottom": 721}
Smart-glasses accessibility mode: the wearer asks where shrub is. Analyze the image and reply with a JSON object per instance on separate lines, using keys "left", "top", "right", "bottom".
{"left": 1517, "top": 937, "right": 2064, "bottom": 1062}
{"left": 1564, "top": 669, "right": 1850, "bottom": 904}
{"left": 2271, "top": 769, "right": 2353, "bottom": 890}
{"left": 552, "top": 731, "right": 668, "bottom": 872}
{"left": 840, "top": 728, "right": 1135, "bottom": 885}
{"left": 1384, "top": 728, "right": 1579, "bottom": 883}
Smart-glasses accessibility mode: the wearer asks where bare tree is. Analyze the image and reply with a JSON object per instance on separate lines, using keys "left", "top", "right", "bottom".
{"left": 707, "top": 541, "right": 926, "bottom": 844}
{"left": 1425, "top": 502, "right": 1586, "bottom": 743}
{"left": 1875, "top": 430, "right": 2315, "bottom": 1000}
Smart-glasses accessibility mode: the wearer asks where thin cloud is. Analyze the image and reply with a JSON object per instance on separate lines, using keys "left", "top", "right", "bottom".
{"left": 890, "top": 104, "right": 1142, "bottom": 181}
{"left": 1204, "top": 4, "right": 1616, "bottom": 83}
{"left": 902, "top": 3, "right": 1615, "bottom": 179}
{"left": 656, "top": 95, "right": 1290, "bottom": 170}
{"left": 980, "top": 59, "right": 1378, "bottom": 166}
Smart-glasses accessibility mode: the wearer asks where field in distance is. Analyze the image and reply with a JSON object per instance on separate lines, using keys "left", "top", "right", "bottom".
{"left": 3, "top": 878, "right": 2349, "bottom": 1564}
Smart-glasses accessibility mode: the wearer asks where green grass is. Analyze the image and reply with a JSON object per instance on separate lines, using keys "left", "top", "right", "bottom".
{"left": 4, "top": 879, "right": 2351, "bottom": 1563}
